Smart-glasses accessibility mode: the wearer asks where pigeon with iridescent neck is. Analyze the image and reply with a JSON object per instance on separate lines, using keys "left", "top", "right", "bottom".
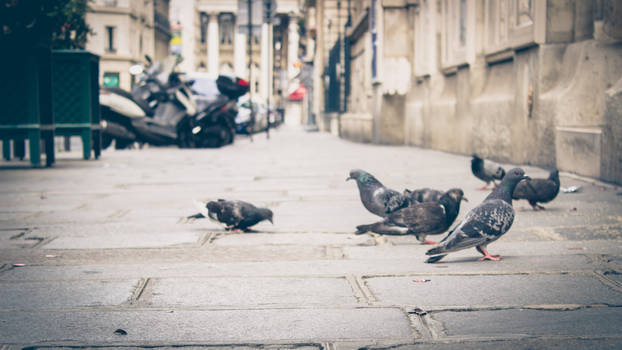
{"left": 347, "top": 169, "right": 412, "bottom": 217}
{"left": 357, "top": 188, "right": 467, "bottom": 245}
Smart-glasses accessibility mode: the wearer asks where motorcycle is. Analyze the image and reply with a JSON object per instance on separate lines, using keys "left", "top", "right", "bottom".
{"left": 100, "top": 56, "right": 195, "bottom": 148}
{"left": 99, "top": 56, "right": 161, "bottom": 149}
{"left": 186, "top": 73, "right": 250, "bottom": 148}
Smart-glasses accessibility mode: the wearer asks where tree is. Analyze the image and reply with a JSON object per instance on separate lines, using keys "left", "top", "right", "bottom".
{"left": 0, "top": 0, "right": 92, "bottom": 49}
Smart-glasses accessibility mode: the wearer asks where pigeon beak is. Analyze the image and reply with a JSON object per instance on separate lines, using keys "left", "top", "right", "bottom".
{"left": 346, "top": 176, "right": 353, "bottom": 181}
{"left": 462, "top": 197, "right": 469, "bottom": 202}
{"left": 522, "top": 175, "right": 531, "bottom": 181}
{"left": 269, "top": 218, "right": 274, "bottom": 224}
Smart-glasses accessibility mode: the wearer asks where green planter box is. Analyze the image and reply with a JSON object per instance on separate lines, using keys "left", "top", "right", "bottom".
{"left": 0, "top": 45, "right": 55, "bottom": 166}
{"left": 52, "top": 50, "right": 101, "bottom": 160}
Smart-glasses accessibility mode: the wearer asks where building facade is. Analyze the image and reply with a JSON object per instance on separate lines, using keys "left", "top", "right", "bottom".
{"left": 86, "top": 0, "right": 171, "bottom": 91}
{"left": 171, "top": 0, "right": 302, "bottom": 102}
{"left": 307, "top": 0, "right": 622, "bottom": 184}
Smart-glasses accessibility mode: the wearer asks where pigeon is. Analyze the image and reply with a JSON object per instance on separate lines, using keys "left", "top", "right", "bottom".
{"left": 404, "top": 187, "right": 444, "bottom": 203}
{"left": 347, "top": 169, "right": 412, "bottom": 217}
{"left": 471, "top": 154, "right": 506, "bottom": 190}
{"left": 205, "top": 199, "right": 273, "bottom": 231}
{"left": 512, "top": 169, "right": 560, "bottom": 211}
{"left": 357, "top": 188, "right": 467, "bottom": 245}
{"left": 426, "top": 168, "right": 528, "bottom": 263}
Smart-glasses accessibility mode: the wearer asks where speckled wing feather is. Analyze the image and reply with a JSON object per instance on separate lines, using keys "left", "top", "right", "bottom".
{"left": 435, "top": 199, "right": 514, "bottom": 253}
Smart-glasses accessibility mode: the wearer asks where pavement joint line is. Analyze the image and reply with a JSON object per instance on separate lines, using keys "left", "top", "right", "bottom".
{"left": 354, "top": 275, "right": 378, "bottom": 304}
{"left": 345, "top": 275, "right": 369, "bottom": 304}
{"left": 592, "top": 270, "right": 622, "bottom": 292}
{"left": 322, "top": 342, "right": 336, "bottom": 350}
{"left": 29, "top": 236, "right": 54, "bottom": 249}
{"left": 403, "top": 309, "right": 430, "bottom": 341}
{"left": 420, "top": 303, "right": 622, "bottom": 313}
{"left": 359, "top": 270, "right": 595, "bottom": 279}
{"left": 0, "top": 305, "right": 410, "bottom": 313}
{"left": 365, "top": 334, "right": 622, "bottom": 348}
{"left": 128, "top": 277, "right": 151, "bottom": 305}
{"left": 199, "top": 232, "right": 218, "bottom": 246}
{"left": 11, "top": 342, "right": 329, "bottom": 349}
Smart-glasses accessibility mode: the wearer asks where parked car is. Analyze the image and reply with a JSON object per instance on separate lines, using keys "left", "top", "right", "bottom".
{"left": 235, "top": 97, "right": 268, "bottom": 134}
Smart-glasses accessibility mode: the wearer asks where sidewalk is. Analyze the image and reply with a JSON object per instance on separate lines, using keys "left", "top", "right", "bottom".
{"left": 1, "top": 125, "right": 621, "bottom": 349}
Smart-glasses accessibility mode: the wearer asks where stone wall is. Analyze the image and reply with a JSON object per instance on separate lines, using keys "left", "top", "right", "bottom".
{"left": 331, "top": 0, "right": 622, "bottom": 183}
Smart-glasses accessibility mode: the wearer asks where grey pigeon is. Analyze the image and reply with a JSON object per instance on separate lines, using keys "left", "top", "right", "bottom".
{"left": 404, "top": 187, "right": 444, "bottom": 203}
{"left": 471, "top": 154, "right": 506, "bottom": 190}
{"left": 512, "top": 169, "right": 560, "bottom": 211}
{"left": 426, "top": 168, "right": 528, "bottom": 263}
{"left": 357, "top": 188, "right": 467, "bottom": 245}
{"left": 206, "top": 199, "right": 273, "bottom": 231}
{"left": 347, "top": 169, "right": 412, "bottom": 217}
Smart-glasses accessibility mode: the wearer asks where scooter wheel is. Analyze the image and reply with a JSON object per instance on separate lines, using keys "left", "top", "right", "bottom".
{"left": 102, "top": 134, "right": 113, "bottom": 149}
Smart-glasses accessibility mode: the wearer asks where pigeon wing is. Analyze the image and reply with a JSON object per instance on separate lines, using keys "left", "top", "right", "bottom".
{"left": 438, "top": 199, "right": 514, "bottom": 253}
{"left": 218, "top": 201, "right": 245, "bottom": 227}
{"left": 391, "top": 203, "right": 447, "bottom": 234}
{"left": 382, "top": 189, "right": 410, "bottom": 213}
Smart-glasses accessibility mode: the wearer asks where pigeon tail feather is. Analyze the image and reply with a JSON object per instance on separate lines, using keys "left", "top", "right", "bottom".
{"left": 426, "top": 254, "right": 447, "bottom": 263}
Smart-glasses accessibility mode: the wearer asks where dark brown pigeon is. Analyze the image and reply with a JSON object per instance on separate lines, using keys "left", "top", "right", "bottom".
{"left": 403, "top": 187, "right": 444, "bottom": 203}
{"left": 206, "top": 199, "right": 273, "bottom": 231}
{"left": 357, "top": 189, "right": 467, "bottom": 245}
{"left": 347, "top": 169, "right": 412, "bottom": 217}
{"left": 426, "top": 168, "right": 528, "bottom": 263}
{"left": 512, "top": 169, "right": 560, "bottom": 211}
{"left": 471, "top": 154, "right": 506, "bottom": 190}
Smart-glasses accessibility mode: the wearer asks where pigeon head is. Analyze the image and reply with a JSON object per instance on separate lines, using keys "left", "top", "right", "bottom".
{"left": 260, "top": 208, "right": 274, "bottom": 224}
{"left": 206, "top": 201, "right": 221, "bottom": 212}
{"left": 346, "top": 169, "right": 379, "bottom": 185}
{"left": 445, "top": 188, "right": 468, "bottom": 203}
{"left": 500, "top": 168, "right": 529, "bottom": 189}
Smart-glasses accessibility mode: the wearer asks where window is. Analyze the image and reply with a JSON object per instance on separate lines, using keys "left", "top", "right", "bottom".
{"left": 103, "top": 72, "right": 120, "bottom": 87}
{"left": 219, "top": 13, "right": 234, "bottom": 46}
{"left": 483, "top": 0, "right": 546, "bottom": 60}
{"left": 106, "top": 26, "right": 116, "bottom": 53}
{"left": 200, "top": 12, "right": 208, "bottom": 44}
{"left": 414, "top": 0, "right": 437, "bottom": 77}
{"left": 440, "top": 0, "right": 474, "bottom": 71}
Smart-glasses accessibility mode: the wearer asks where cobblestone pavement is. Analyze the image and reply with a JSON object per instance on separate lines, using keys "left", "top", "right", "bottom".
{"left": 1, "top": 125, "right": 621, "bottom": 349}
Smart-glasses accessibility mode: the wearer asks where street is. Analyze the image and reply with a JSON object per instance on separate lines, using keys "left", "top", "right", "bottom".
{"left": 1, "top": 124, "right": 621, "bottom": 349}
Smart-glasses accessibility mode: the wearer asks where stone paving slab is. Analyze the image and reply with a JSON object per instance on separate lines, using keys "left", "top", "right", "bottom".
{"left": 365, "top": 274, "right": 622, "bottom": 308}
{"left": 0, "top": 308, "right": 414, "bottom": 344}
{"left": 0, "top": 255, "right": 603, "bottom": 283}
{"left": 432, "top": 307, "right": 622, "bottom": 337}
{"left": 361, "top": 337, "right": 622, "bottom": 350}
{"left": 148, "top": 277, "right": 357, "bottom": 307}
{"left": 344, "top": 240, "right": 622, "bottom": 258}
{"left": 212, "top": 233, "right": 375, "bottom": 246}
{"left": 41, "top": 231, "right": 203, "bottom": 250}
{"left": 13, "top": 346, "right": 322, "bottom": 350}
{"left": 0, "top": 279, "right": 139, "bottom": 309}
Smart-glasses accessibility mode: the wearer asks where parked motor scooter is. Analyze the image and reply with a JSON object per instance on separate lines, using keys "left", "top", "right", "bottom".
{"left": 186, "top": 73, "right": 250, "bottom": 148}
{"left": 99, "top": 56, "right": 164, "bottom": 149}
{"left": 128, "top": 56, "right": 197, "bottom": 147}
